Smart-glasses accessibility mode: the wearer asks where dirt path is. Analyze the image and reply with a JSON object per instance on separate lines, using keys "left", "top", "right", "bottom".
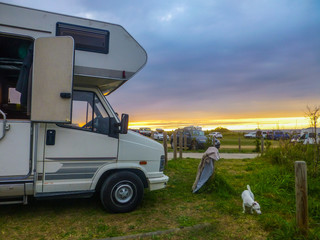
{"left": 167, "top": 152, "right": 259, "bottom": 160}
{"left": 221, "top": 145, "right": 255, "bottom": 149}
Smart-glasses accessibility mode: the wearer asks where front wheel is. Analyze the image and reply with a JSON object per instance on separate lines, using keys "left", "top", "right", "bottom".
{"left": 100, "top": 171, "right": 144, "bottom": 213}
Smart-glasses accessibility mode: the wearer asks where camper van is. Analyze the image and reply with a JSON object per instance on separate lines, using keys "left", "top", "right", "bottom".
{"left": 0, "top": 3, "right": 168, "bottom": 213}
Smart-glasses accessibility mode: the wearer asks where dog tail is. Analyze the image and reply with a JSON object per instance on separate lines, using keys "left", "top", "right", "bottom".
{"left": 247, "top": 185, "right": 251, "bottom": 192}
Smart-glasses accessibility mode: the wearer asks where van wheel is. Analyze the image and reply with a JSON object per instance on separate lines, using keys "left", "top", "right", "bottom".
{"left": 100, "top": 171, "right": 144, "bottom": 213}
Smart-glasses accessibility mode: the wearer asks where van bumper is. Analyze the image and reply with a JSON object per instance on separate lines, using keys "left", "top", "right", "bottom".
{"left": 148, "top": 174, "right": 169, "bottom": 191}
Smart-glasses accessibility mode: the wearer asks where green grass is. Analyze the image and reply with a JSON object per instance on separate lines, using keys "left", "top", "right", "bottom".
{"left": 1, "top": 156, "right": 319, "bottom": 239}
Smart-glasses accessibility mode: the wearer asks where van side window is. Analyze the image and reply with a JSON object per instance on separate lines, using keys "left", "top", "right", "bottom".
{"left": 0, "top": 35, "right": 33, "bottom": 119}
{"left": 63, "top": 91, "right": 110, "bottom": 134}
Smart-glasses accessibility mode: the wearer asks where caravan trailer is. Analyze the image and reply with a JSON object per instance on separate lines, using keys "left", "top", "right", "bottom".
{"left": 0, "top": 3, "right": 168, "bottom": 213}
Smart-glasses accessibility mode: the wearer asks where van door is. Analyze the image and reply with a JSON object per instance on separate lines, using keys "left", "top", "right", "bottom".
{"left": 31, "top": 36, "right": 74, "bottom": 123}
{"left": 40, "top": 90, "right": 118, "bottom": 193}
{"left": 0, "top": 34, "right": 33, "bottom": 178}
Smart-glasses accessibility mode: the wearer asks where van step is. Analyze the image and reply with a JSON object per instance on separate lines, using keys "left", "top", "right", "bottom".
{"left": 0, "top": 195, "right": 27, "bottom": 205}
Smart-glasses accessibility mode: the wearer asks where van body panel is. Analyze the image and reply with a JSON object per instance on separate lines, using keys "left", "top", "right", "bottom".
{"left": 0, "top": 121, "right": 31, "bottom": 177}
{"left": 38, "top": 123, "right": 118, "bottom": 193}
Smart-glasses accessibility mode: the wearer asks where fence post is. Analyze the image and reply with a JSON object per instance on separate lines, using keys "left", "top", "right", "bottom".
{"left": 295, "top": 161, "right": 308, "bottom": 236}
{"left": 213, "top": 136, "right": 216, "bottom": 147}
{"left": 238, "top": 137, "right": 241, "bottom": 152}
{"left": 173, "top": 131, "right": 177, "bottom": 160}
{"left": 163, "top": 132, "right": 168, "bottom": 165}
{"left": 261, "top": 137, "right": 264, "bottom": 154}
{"left": 179, "top": 130, "right": 183, "bottom": 158}
{"left": 184, "top": 135, "right": 187, "bottom": 151}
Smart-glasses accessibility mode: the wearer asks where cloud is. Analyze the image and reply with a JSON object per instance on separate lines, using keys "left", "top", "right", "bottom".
{"left": 158, "top": 6, "right": 185, "bottom": 22}
{"left": 2, "top": 0, "right": 320, "bottom": 129}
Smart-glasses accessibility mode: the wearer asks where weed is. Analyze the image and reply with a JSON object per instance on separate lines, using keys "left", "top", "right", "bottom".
{"left": 255, "top": 138, "right": 261, "bottom": 152}
{"left": 177, "top": 216, "right": 197, "bottom": 227}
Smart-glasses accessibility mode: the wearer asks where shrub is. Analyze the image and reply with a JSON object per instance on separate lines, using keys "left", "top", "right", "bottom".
{"left": 254, "top": 138, "right": 261, "bottom": 152}
{"left": 204, "top": 134, "right": 213, "bottom": 149}
{"left": 264, "top": 141, "right": 316, "bottom": 171}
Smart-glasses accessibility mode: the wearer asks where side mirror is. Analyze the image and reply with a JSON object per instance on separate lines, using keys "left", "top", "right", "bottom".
{"left": 120, "top": 113, "right": 129, "bottom": 134}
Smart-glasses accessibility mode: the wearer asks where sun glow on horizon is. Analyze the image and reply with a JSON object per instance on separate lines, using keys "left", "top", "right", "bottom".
{"left": 128, "top": 116, "right": 310, "bottom": 131}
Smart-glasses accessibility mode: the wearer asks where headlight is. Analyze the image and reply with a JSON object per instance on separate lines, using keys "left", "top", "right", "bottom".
{"left": 159, "top": 155, "right": 165, "bottom": 172}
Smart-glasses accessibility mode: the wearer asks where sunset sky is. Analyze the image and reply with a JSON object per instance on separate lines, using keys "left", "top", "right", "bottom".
{"left": 3, "top": 0, "right": 320, "bottom": 130}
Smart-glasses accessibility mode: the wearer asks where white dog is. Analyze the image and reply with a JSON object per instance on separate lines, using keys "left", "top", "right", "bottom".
{"left": 241, "top": 185, "right": 261, "bottom": 214}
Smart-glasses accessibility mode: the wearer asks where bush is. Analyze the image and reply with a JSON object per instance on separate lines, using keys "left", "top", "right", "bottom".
{"left": 254, "top": 138, "right": 261, "bottom": 152}
{"left": 204, "top": 134, "right": 213, "bottom": 149}
{"left": 264, "top": 141, "right": 315, "bottom": 169}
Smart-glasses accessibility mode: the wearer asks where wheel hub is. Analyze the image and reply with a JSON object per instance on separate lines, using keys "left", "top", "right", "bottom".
{"left": 114, "top": 183, "right": 133, "bottom": 203}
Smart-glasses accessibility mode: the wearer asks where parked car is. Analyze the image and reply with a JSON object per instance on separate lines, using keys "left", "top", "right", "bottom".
{"left": 272, "top": 131, "right": 290, "bottom": 140}
{"left": 129, "top": 129, "right": 140, "bottom": 133}
{"left": 171, "top": 127, "right": 220, "bottom": 150}
{"left": 153, "top": 132, "right": 163, "bottom": 140}
{"left": 244, "top": 132, "right": 256, "bottom": 138}
{"left": 266, "top": 132, "right": 274, "bottom": 140}
{"left": 301, "top": 132, "right": 320, "bottom": 145}
{"left": 262, "top": 131, "right": 268, "bottom": 138}
{"left": 153, "top": 132, "right": 168, "bottom": 141}
{"left": 139, "top": 127, "right": 152, "bottom": 137}
{"left": 209, "top": 132, "right": 223, "bottom": 138}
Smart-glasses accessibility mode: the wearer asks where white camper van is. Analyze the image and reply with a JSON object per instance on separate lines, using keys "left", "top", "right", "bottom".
{"left": 0, "top": 3, "right": 168, "bottom": 213}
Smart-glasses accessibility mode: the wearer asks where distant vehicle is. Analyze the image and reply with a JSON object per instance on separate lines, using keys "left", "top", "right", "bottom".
{"left": 153, "top": 130, "right": 169, "bottom": 141}
{"left": 262, "top": 131, "right": 268, "bottom": 138}
{"left": 156, "top": 128, "right": 164, "bottom": 133}
{"left": 266, "top": 132, "right": 274, "bottom": 140}
{"left": 139, "top": 128, "right": 152, "bottom": 137}
{"left": 209, "top": 132, "right": 223, "bottom": 138}
{"left": 290, "top": 134, "right": 301, "bottom": 143}
{"left": 272, "top": 131, "right": 290, "bottom": 140}
{"left": 244, "top": 132, "right": 256, "bottom": 138}
{"left": 171, "top": 127, "right": 220, "bottom": 150}
{"left": 153, "top": 132, "right": 163, "bottom": 140}
{"left": 300, "top": 132, "right": 320, "bottom": 145}
{"left": 129, "top": 129, "right": 140, "bottom": 133}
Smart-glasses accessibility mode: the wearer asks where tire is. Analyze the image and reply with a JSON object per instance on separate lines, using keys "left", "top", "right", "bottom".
{"left": 100, "top": 171, "right": 144, "bottom": 213}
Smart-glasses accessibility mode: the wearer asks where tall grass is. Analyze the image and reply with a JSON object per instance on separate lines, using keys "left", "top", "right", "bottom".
{"left": 264, "top": 141, "right": 317, "bottom": 175}
{"left": 260, "top": 141, "right": 320, "bottom": 239}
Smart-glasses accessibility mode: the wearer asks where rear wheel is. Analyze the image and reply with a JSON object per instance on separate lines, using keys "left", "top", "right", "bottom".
{"left": 100, "top": 171, "right": 144, "bottom": 213}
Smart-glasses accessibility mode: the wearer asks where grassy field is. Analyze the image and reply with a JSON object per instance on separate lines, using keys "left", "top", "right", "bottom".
{"left": 1, "top": 155, "right": 319, "bottom": 240}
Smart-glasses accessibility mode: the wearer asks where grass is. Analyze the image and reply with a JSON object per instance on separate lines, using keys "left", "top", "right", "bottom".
{"left": 1, "top": 156, "right": 319, "bottom": 239}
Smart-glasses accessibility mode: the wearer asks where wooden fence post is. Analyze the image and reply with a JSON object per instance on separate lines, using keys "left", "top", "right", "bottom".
{"left": 163, "top": 132, "right": 168, "bottom": 165}
{"left": 184, "top": 135, "right": 187, "bottom": 151}
{"left": 261, "top": 137, "right": 264, "bottom": 154}
{"left": 179, "top": 130, "right": 183, "bottom": 158}
{"left": 213, "top": 136, "right": 216, "bottom": 147}
{"left": 173, "top": 131, "right": 177, "bottom": 160}
{"left": 295, "top": 161, "right": 308, "bottom": 236}
{"left": 238, "top": 137, "right": 241, "bottom": 152}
